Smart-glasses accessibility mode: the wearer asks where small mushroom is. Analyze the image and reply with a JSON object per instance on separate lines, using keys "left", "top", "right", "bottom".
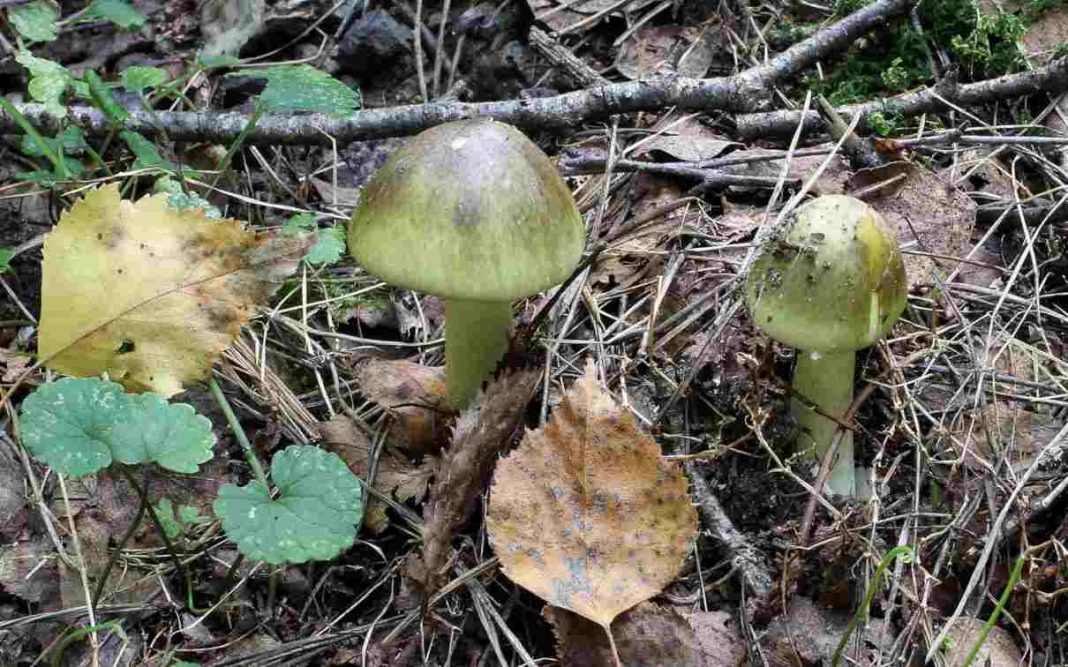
{"left": 348, "top": 118, "right": 585, "bottom": 407}
{"left": 745, "top": 195, "right": 907, "bottom": 496}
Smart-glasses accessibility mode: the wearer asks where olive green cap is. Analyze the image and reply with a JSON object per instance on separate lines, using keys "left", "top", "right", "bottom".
{"left": 348, "top": 118, "right": 585, "bottom": 301}
{"left": 745, "top": 195, "right": 907, "bottom": 352}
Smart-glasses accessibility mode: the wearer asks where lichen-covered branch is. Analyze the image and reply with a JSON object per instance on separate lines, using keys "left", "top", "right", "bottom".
{"left": 0, "top": 0, "right": 915, "bottom": 145}
{"left": 735, "top": 57, "right": 1068, "bottom": 139}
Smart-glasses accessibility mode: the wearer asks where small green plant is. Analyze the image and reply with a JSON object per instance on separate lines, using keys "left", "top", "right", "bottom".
{"left": 155, "top": 497, "right": 211, "bottom": 540}
{"left": 282, "top": 213, "right": 347, "bottom": 266}
{"left": 832, "top": 545, "right": 915, "bottom": 666}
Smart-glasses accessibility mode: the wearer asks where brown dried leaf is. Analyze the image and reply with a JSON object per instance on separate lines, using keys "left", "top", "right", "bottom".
{"left": 616, "top": 26, "right": 717, "bottom": 80}
{"left": 634, "top": 117, "right": 736, "bottom": 163}
{"left": 410, "top": 369, "right": 540, "bottom": 590}
{"left": 1024, "top": 8, "right": 1068, "bottom": 57}
{"left": 355, "top": 359, "right": 450, "bottom": 454}
{"left": 487, "top": 360, "right": 698, "bottom": 627}
{"left": 318, "top": 414, "right": 435, "bottom": 503}
{"left": 0, "top": 538, "right": 59, "bottom": 605}
{"left": 942, "top": 618, "right": 1022, "bottom": 667}
{"left": 734, "top": 147, "right": 851, "bottom": 195}
{"left": 545, "top": 602, "right": 703, "bottom": 667}
{"left": 848, "top": 161, "right": 976, "bottom": 288}
{"left": 689, "top": 610, "right": 747, "bottom": 667}
{"left": 761, "top": 596, "right": 891, "bottom": 667}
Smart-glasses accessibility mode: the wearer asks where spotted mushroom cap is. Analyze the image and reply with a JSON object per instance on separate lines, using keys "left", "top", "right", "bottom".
{"left": 745, "top": 195, "right": 907, "bottom": 353}
{"left": 348, "top": 118, "right": 585, "bottom": 301}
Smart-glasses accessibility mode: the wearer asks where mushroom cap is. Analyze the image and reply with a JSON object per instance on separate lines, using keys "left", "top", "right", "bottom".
{"left": 348, "top": 118, "right": 585, "bottom": 301}
{"left": 745, "top": 195, "right": 907, "bottom": 352}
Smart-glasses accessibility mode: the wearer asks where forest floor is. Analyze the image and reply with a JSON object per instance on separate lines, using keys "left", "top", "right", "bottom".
{"left": 1, "top": 0, "right": 1068, "bottom": 665}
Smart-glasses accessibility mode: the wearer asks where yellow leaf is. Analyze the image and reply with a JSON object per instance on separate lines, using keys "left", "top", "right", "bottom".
{"left": 39, "top": 185, "right": 305, "bottom": 396}
{"left": 487, "top": 360, "right": 697, "bottom": 628}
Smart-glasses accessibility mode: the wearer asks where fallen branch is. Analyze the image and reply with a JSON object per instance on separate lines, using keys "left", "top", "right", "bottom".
{"left": 0, "top": 0, "right": 914, "bottom": 145}
{"left": 735, "top": 57, "right": 1068, "bottom": 139}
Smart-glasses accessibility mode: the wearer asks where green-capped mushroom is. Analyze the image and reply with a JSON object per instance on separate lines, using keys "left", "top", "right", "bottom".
{"left": 349, "top": 118, "right": 585, "bottom": 407}
{"left": 746, "top": 195, "right": 907, "bottom": 496}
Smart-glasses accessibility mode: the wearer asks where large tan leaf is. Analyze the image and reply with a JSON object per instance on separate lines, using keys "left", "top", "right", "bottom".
{"left": 487, "top": 360, "right": 697, "bottom": 628}
{"left": 39, "top": 185, "right": 305, "bottom": 396}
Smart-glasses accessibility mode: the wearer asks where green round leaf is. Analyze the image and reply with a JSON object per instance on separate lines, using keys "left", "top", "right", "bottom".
{"left": 9, "top": 1, "right": 59, "bottom": 43}
{"left": 121, "top": 66, "right": 167, "bottom": 93}
{"left": 110, "top": 393, "right": 215, "bottom": 473}
{"left": 231, "top": 65, "right": 360, "bottom": 117}
{"left": 20, "top": 377, "right": 216, "bottom": 477}
{"left": 214, "top": 445, "right": 363, "bottom": 564}
{"left": 19, "top": 377, "right": 126, "bottom": 476}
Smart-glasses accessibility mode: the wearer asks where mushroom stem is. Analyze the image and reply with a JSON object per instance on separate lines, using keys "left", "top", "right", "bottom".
{"left": 444, "top": 298, "right": 512, "bottom": 408}
{"left": 792, "top": 350, "right": 855, "bottom": 497}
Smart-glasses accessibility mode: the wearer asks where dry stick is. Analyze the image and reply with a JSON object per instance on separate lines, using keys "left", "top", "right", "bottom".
{"left": 687, "top": 461, "right": 773, "bottom": 598}
{"left": 735, "top": 56, "right": 1068, "bottom": 139}
{"left": 0, "top": 0, "right": 916, "bottom": 144}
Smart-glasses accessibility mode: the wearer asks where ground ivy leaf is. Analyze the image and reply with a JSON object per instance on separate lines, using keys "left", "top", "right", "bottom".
{"left": 19, "top": 377, "right": 128, "bottom": 477}
{"left": 120, "top": 65, "right": 167, "bottom": 93}
{"left": 232, "top": 65, "right": 360, "bottom": 116}
{"left": 110, "top": 393, "right": 215, "bottom": 473}
{"left": 79, "top": 0, "right": 146, "bottom": 29}
{"left": 9, "top": 1, "right": 58, "bottom": 42}
{"left": 213, "top": 445, "right": 364, "bottom": 564}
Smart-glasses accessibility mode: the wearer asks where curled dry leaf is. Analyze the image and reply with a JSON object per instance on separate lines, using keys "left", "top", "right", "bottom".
{"left": 319, "top": 413, "right": 436, "bottom": 503}
{"left": 38, "top": 185, "right": 307, "bottom": 396}
{"left": 545, "top": 602, "right": 702, "bottom": 667}
{"left": 487, "top": 360, "right": 698, "bottom": 627}
{"left": 409, "top": 369, "right": 540, "bottom": 591}
{"left": 354, "top": 359, "right": 450, "bottom": 454}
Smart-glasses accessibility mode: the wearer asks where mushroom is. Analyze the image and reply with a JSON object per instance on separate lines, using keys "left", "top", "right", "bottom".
{"left": 348, "top": 118, "right": 585, "bottom": 407}
{"left": 745, "top": 195, "right": 907, "bottom": 496}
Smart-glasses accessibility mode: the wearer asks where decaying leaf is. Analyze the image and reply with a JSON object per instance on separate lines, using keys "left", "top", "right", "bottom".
{"left": 38, "top": 185, "right": 306, "bottom": 396}
{"left": 616, "top": 25, "right": 717, "bottom": 80}
{"left": 319, "top": 413, "right": 436, "bottom": 503}
{"left": 545, "top": 602, "right": 702, "bottom": 667}
{"left": 0, "top": 538, "right": 59, "bottom": 605}
{"left": 689, "top": 610, "right": 747, "bottom": 667}
{"left": 633, "top": 117, "right": 736, "bottom": 163}
{"left": 408, "top": 369, "right": 540, "bottom": 591}
{"left": 487, "top": 360, "right": 698, "bottom": 627}
{"left": 355, "top": 359, "right": 450, "bottom": 454}
{"left": 761, "top": 596, "right": 892, "bottom": 667}
{"left": 942, "top": 617, "right": 1022, "bottom": 667}
{"left": 847, "top": 162, "right": 976, "bottom": 287}
{"left": 948, "top": 335, "right": 1064, "bottom": 474}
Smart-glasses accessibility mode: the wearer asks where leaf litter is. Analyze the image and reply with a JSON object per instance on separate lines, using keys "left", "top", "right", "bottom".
{"left": 487, "top": 360, "right": 698, "bottom": 631}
